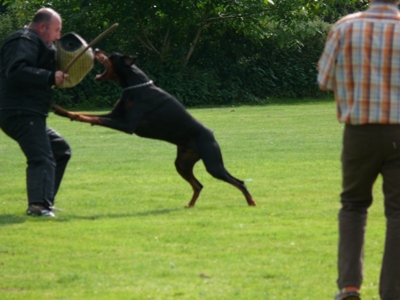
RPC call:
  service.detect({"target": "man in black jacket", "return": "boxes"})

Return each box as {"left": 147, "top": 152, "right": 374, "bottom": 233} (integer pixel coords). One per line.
{"left": 0, "top": 8, "right": 70, "bottom": 217}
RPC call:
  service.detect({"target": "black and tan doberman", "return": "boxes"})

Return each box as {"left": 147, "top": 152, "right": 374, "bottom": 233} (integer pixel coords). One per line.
{"left": 53, "top": 49, "right": 256, "bottom": 208}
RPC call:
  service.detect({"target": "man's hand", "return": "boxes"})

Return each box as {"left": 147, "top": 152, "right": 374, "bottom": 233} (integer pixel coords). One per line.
{"left": 54, "top": 71, "right": 69, "bottom": 87}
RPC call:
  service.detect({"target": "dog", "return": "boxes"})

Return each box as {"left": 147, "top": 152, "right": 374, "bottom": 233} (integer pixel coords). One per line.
{"left": 53, "top": 49, "right": 256, "bottom": 208}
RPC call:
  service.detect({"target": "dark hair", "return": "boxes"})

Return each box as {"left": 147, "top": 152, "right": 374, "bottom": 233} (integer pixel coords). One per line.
{"left": 31, "top": 9, "right": 54, "bottom": 27}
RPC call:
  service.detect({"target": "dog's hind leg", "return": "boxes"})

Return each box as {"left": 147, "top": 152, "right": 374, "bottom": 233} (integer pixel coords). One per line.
{"left": 196, "top": 131, "right": 256, "bottom": 207}
{"left": 175, "top": 146, "right": 203, "bottom": 208}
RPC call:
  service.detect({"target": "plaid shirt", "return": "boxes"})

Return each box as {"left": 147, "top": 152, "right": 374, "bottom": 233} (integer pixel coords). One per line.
{"left": 318, "top": 3, "right": 400, "bottom": 124}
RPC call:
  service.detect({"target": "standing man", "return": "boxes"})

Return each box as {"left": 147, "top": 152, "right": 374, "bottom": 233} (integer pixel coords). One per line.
{"left": 0, "top": 8, "right": 71, "bottom": 217}
{"left": 318, "top": 1, "right": 400, "bottom": 299}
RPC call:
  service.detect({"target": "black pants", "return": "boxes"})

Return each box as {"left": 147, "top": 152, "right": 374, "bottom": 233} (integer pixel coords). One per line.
{"left": 0, "top": 111, "right": 71, "bottom": 207}
{"left": 339, "top": 124, "right": 400, "bottom": 300}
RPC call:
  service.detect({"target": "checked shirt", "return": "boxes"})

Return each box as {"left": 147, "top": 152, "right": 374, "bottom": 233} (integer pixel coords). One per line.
{"left": 318, "top": 3, "right": 400, "bottom": 125}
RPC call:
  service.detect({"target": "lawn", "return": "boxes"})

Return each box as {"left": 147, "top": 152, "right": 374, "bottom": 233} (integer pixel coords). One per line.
{"left": 0, "top": 100, "right": 385, "bottom": 299}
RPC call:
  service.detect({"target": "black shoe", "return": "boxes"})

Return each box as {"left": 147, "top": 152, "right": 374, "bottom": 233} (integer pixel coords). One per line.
{"left": 26, "top": 204, "right": 55, "bottom": 217}
{"left": 335, "top": 290, "right": 361, "bottom": 300}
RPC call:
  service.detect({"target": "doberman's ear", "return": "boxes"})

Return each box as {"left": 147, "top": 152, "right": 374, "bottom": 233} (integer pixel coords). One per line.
{"left": 123, "top": 55, "right": 137, "bottom": 66}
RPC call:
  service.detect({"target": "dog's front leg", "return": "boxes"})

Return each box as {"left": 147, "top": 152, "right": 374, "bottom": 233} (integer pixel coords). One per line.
{"left": 52, "top": 103, "right": 144, "bottom": 134}
{"left": 52, "top": 104, "right": 107, "bottom": 126}
{"left": 92, "top": 103, "right": 146, "bottom": 134}
{"left": 91, "top": 112, "right": 143, "bottom": 134}
{"left": 52, "top": 105, "right": 115, "bottom": 119}
{"left": 52, "top": 105, "right": 82, "bottom": 121}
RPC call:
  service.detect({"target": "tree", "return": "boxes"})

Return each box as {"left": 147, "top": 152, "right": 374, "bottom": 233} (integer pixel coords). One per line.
{"left": 0, "top": 0, "right": 369, "bottom": 65}
{"left": 0, "top": 0, "right": 371, "bottom": 106}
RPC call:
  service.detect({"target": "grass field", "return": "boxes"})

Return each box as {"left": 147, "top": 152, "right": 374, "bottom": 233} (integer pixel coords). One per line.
{"left": 0, "top": 100, "right": 385, "bottom": 299}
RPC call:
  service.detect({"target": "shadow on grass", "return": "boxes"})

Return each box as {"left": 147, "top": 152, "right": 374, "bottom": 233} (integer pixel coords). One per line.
{"left": 0, "top": 214, "right": 26, "bottom": 226}
{"left": 54, "top": 207, "right": 183, "bottom": 222}
{"left": 0, "top": 208, "right": 182, "bottom": 225}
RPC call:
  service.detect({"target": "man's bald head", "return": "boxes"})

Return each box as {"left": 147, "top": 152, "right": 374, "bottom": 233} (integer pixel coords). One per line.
{"left": 28, "top": 8, "right": 62, "bottom": 46}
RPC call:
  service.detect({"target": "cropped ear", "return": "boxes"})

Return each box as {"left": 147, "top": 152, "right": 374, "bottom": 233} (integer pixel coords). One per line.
{"left": 123, "top": 55, "right": 137, "bottom": 66}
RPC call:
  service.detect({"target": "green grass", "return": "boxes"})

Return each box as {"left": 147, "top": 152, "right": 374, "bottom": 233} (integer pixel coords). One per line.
{"left": 0, "top": 100, "right": 385, "bottom": 299}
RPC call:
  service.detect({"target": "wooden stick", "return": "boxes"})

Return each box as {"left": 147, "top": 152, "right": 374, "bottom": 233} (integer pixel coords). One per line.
{"left": 62, "top": 23, "right": 119, "bottom": 73}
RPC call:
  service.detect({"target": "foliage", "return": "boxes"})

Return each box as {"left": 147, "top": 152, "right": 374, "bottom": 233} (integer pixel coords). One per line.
{"left": 0, "top": 0, "right": 366, "bottom": 107}
{"left": 0, "top": 6, "right": 19, "bottom": 42}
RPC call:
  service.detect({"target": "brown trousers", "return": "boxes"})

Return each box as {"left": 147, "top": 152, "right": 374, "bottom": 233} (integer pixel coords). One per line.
{"left": 339, "top": 124, "right": 400, "bottom": 300}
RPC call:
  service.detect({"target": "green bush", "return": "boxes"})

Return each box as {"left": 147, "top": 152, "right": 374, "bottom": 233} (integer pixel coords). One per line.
{"left": 140, "top": 20, "right": 332, "bottom": 106}
{"left": 0, "top": 7, "right": 18, "bottom": 42}
{"left": 1, "top": 4, "right": 332, "bottom": 108}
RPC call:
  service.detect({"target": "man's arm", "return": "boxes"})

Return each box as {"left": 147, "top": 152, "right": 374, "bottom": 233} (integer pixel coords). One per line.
{"left": 318, "top": 28, "right": 340, "bottom": 92}
{"left": 2, "top": 38, "right": 54, "bottom": 88}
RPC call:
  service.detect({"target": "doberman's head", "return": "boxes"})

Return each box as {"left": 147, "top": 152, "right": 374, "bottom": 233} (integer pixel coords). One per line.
{"left": 94, "top": 49, "right": 136, "bottom": 83}
{"left": 94, "top": 49, "right": 144, "bottom": 86}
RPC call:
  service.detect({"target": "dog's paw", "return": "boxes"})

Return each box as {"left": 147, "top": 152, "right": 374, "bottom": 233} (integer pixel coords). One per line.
{"left": 52, "top": 105, "right": 69, "bottom": 117}
{"left": 52, "top": 105, "right": 80, "bottom": 121}
{"left": 248, "top": 200, "right": 257, "bottom": 206}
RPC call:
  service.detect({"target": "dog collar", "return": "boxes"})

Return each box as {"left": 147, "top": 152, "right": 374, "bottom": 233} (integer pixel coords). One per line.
{"left": 122, "top": 80, "right": 153, "bottom": 92}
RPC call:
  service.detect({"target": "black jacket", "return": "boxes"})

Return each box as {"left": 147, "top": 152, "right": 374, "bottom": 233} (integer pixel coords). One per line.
{"left": 0, "top": 28, "right": 56, "bottom": 116}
